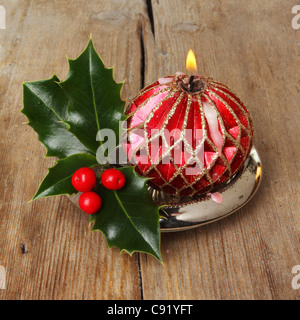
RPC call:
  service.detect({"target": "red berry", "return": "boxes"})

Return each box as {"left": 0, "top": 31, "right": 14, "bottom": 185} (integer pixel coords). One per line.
{"left": 101, "top": 168, "right": 126, "bottom": 190}
{"left": 72, "top": 167, "right": 96, "bottom": 192}
{"left": 78, "top": 192, "right": 102, "bottom": 214}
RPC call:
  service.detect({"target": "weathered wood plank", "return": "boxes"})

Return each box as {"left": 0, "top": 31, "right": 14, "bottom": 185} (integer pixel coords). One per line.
{"left": 0, "top": 0, "right": 149, "bottom": 300}
{"left": 139, "top": 0, "right": 300, "bottom": 300}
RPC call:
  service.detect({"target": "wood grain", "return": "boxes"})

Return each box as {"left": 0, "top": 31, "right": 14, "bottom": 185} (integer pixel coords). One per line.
{"left": 0, "top": 0, "right": 299, "bottom": 300}
{"left": 0, "top": 0, "right": 148, "bottom": 300}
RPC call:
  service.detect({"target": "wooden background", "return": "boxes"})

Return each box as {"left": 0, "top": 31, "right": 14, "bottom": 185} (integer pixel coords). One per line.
{"left": 0, "top": 0, "right": 299, "bottom": 300}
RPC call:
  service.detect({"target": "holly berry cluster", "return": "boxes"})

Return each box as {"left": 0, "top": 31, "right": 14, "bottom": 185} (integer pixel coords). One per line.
{"left": 71, "top": 167, "right": 126, "bottom": 214}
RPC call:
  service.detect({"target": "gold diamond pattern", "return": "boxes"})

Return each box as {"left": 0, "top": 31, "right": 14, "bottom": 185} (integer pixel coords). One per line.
{"left": 126, "top": 78, "right": 254, "bottom": 197}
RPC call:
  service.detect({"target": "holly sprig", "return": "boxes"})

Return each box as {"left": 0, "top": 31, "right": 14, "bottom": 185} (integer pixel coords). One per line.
{"left": 21, "top": 39, "right": 163, "bottom": 262}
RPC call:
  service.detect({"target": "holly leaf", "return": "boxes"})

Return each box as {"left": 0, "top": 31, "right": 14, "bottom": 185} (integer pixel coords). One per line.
{"left": 90, "top": 167, "right": 163, "bottom": 262}
{"left": 22, "top": 39, "right": 164, "bottom": 262}
{"left": 59, "top": 39, "right": 126, "bottom": 154}
{"left": 33, "top": 153, "right": 98, "bottom": 200}
{"left": 22, "top": 76, "right": 91, "bottom": 159}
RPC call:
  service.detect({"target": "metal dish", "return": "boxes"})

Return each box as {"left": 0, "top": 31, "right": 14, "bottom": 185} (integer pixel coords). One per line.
{"left": 157, "top": 146, "right": 262, "bottom": 232}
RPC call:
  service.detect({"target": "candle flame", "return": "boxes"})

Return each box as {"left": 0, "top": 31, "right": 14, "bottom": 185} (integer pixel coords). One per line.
{"left": 186, "top": 49, "right": 197, "bottom": 75}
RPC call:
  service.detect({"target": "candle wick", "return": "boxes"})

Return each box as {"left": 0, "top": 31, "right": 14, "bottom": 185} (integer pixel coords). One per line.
{"left": 189, "top": 75, "right": 195, "bottom": 92}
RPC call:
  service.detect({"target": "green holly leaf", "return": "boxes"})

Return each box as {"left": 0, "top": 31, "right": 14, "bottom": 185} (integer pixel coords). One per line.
{"left": 22, "top": 76, "right": 90, "bottom": 159}
{"left": 33, "top": 153, "right": 98, "bottom": 200}
{"left": 59, "top": 39, "right": 126, "bottom": 154}
{"left": 91, "top": 167, "right": 163, "bottom": 262}
{"left": 22, "top": 39, "right": 163, "bottom": 262}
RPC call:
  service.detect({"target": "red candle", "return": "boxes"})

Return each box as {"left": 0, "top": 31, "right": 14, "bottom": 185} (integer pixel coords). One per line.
{"left": 125, "top": 50, "right": 254, "bottom": 197}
